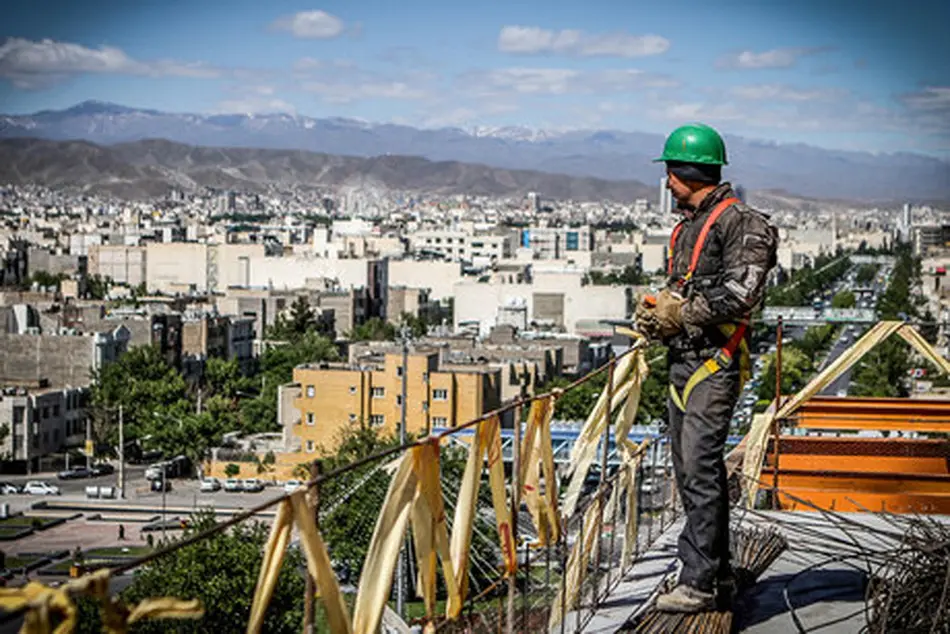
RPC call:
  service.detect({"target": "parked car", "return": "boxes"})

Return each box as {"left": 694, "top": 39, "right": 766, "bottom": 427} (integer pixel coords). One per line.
{"left": 23, "top": 481, "right": 60, "bottom": 496}
{"left": 56, "top": 467, "right": 91, "bottom": 480}
{"left": 144, "top": 464, "right": 166, "bottom": 481}
{"left": 223, "top": 478, "right": 242, "bottom": 493}
{"left": 283, "top": 480, "right": 302, "bottom": 493}
{"left": 199, "top": 478, "right": 221, "bottom": 493}
{"left": 150, "top": 479, "right": 172, "bottom": 492}
{"left": 241, "top": 479, "right": 265, "bottom": 493}
{"left": 91, "top": 463, "right": 114, "bottom": 476}
{"left": 0, "top": 482, "right": 21, "bottom": 495}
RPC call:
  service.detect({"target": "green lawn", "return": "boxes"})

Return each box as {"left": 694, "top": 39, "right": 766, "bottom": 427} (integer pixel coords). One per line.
{"left": 43, "top": 559, "right": 115, "bottom": 574}
{"left": 85, "top": 546, "right": 152, "bottom": 558}
{"left": 4, "top": 554, "right": 43, "bottom": 570}
{"left": 0, "top": 516, "right": 60, "bottom": 530}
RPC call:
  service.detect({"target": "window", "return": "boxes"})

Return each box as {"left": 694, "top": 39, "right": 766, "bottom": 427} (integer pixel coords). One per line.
{"left": 349, "top": 386, "right": 357, "bottom": 394}
{"left": 370, "top": 414, "right": 385, "bottom": 426}
{"left": 422, "top": 402, "right": 428, "bottom": 411}
{"left": 349, "top": 413, "right": 357, "bottom": 422}
{"left": 396, "top": 395, "right": 403, "bottom": 406}
{"left": 372, "top": 387, "right": 385, "bottom": 398}
{"left": 306, "top": 385, "right": 315, "bottom": 398}
{"left": 306, "top": 440, "right": 314, "bottom": 453}
{"left": 433, "top": 416, "right": 448, "bottom": 426}
{"left": 53, "top": 405, "right": 60, "bottom": 417}
{"left": 396, "top": 366, "right": 403, "bottom": 377}
{"left": 306, "top": 412, "right": 314, "bottom": 425}
{"left": 42, "top": 407, "right": 49, "bottom": 419}
{"left": 433, "top": 389, "right": 448, "bottom": 401}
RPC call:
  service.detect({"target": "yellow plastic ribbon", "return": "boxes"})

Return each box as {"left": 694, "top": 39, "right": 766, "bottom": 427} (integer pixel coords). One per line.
{"left": 0, "top": 569, "right": 203, "bottom": 634}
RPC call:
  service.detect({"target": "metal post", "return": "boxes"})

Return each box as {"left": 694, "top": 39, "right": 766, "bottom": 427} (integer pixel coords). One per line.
{"left": 161, "top": 463, "right": 167, "bottom": 542}
{"left": 594, "top": 356, "right": 614, "bottom": 603}
{"left": 773, "top": 317, "right": 784, "bottom": 510}
{"left": 304, "top": 460, "right": 321, "bottom": 634}
{"left": 118, "top": 405, "right": 125, "bottom": 499}
{"left": 396, "top": 328, "right": 409, "bottom": 618}
{"left": 84, "top": 416, "right": 90, "bottom": 471}
{"left": 507, "top": 386, "right": 524, "bottom": 633}
{"left": 196, "top": 388, "right": 202, "bottom": 415}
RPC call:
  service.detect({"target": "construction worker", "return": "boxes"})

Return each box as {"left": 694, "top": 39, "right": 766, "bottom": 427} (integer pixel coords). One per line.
{"left": 637, "top": 123, "right": 778, "bottom": 613}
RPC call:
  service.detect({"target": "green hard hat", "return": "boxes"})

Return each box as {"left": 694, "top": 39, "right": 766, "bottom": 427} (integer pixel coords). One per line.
{"left": 654, "top": 123, "right": 728, "bottom": 165}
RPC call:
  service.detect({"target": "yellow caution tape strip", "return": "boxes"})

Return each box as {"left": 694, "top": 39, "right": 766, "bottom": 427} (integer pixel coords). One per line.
{"left": 0, "top": 568, "right": 202, "bottom": 634}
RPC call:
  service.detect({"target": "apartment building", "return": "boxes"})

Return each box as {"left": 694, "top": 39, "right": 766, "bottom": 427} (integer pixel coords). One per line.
{"left": 0, "top": 381, "right": 90, "bottom": 472}
{"left": 409, "top": 229, "right": 516, "bottom": 264}
{"left": 290, "top": 351, "right": 501, "bottom": 454}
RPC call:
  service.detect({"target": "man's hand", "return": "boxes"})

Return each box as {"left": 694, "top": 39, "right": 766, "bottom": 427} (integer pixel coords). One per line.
{"left": 635, "top": 294, "right": 660, "bottom": 339}
{"left": 655, "top": 289, "right": 686, "bottom": 338}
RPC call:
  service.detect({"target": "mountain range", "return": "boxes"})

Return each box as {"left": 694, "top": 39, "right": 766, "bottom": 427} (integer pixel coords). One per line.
{"left": 1, "top": 101, "right": 948, "bottom": 203}
{"left": 0, "top": 137, "right": 658, "bottom": 202}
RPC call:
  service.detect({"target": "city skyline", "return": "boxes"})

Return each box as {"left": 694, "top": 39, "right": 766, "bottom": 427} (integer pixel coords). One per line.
{"left": 1, "top": 0, "right": 948, "bottom": 157}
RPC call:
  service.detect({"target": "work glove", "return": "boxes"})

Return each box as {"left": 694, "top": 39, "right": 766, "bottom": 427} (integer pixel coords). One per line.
{"left": 634, "top": 294, "right": 660, "bottom": 340}
{"left": 654, "top": 289, "right": 686, "bottom": 339}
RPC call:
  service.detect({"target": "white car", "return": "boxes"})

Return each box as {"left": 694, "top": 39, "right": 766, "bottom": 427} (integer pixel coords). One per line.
{"left": 283, "top": 480, "right": 303, "bottom": 493}
{"left": 241, "top": 479, "right": 265, "bottom": 493}
{"left": 223, "top": 478, "right": 242, "bottom": 493}
{"left": 199, "top": 478, "right": 221, "bottom": 493}
{"left": 23, "top": 481, "right": 60, "bottom": 496}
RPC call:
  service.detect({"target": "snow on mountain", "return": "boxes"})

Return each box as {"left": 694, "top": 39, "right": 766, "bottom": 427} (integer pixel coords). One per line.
{"left": 1, "top": 101, "right": 948, "bottom": 202}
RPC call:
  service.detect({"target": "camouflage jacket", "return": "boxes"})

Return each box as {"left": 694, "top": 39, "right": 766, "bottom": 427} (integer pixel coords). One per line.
{"left": 666, "top": 183, "right": 778, "bottom": 350}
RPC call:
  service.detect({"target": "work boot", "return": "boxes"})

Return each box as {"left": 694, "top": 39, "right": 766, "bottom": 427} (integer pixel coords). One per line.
{"left": 655, "top": 584, "right": 715, "bottom": 613}
{"left": 716, "top": 573, "right": 738, "bottom": 611}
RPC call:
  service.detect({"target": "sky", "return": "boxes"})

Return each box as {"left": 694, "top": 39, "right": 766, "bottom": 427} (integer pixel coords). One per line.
{"left": 0, "top": 0, "right": 948, "bottom": 156}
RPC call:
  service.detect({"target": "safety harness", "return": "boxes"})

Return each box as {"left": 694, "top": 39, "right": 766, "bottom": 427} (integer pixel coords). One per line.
{"left": 667, "top": 196, "right": 752, "bottom": 412}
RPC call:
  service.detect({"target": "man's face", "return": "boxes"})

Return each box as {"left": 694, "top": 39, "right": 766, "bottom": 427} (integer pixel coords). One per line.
{"left": 666, "top": 170, "right": 692, "bottom": 204}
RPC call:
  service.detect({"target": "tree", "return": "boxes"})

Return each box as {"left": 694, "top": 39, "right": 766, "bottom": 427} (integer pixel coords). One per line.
{"left": 90, "top": 345, "right": 190, "bottom": 448}
{"left": 831, "top": 290, "right": 856, "bottom": 309}
{"left": 757, "top": 348, "right": 812, "bottom": 403}
{"left": 347, "top": 317, "right": 396, "bottom": 342}
{"left": 76, "top": 512, "right": 305, "bottom": 633}
{"left": 30, "top": 270, "right": 67, "bottom": 291}
{"left": 224, "top": 463, "right": 240, "bottom": 478}
{"left": 855, "top": 264, "right": 879, "bottom": 285}
{"left": 268, "top": 296, "right": 325, "bottom": 341}
{"left": 85, "top": 274, "right": 112, "bottom": 300}
{"left": 397, "top": 312, "right": 428, "bottom": 339}
{"left": 240, "top": 332, "right": 339, "bottom": 433}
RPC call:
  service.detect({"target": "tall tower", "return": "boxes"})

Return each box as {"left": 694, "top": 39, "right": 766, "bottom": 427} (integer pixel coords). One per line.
{"left": 831, "top": 213, "right": 838, "bottom": 253}
{"left": 659, "top": 177, "right": 673, "bottom": 215}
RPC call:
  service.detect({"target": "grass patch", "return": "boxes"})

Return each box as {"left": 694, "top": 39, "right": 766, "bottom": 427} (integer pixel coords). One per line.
{"left": 4, "top": 555, "right": 43, "bottom": 570}
{"left": 0, "top": 516, "right": 62, "bottom": 531}
{"left": 85, "top": 546, "right": 152, "bottom": 558}
{"left": 41, "top": 558, "right": 115, "bottom": 575}
{"left": 0, "top": 526, "right": 33, "bottom": 540}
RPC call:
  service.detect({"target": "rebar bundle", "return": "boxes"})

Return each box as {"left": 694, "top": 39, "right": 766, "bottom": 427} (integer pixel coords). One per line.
{"left": 865, "top": 517, "right": 950, "bottom": 634}
{"left": 625, "top": 525, "right": 787, "bottom": 634}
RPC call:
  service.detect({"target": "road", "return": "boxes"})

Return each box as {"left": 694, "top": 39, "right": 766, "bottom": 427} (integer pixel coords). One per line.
{"left": 0, "top": 466, "right": 289, "bottom": 516}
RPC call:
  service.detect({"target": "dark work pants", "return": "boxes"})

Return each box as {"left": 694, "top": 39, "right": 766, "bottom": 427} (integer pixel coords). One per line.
{"left": 667, "top": 351, "right": 740, "bottom": 592}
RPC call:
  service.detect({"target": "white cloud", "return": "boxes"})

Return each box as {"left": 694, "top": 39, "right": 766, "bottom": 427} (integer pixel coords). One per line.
{"left": 463, "top": 67, "right": 677, "bottom": 97}
{"left": 271, "top": 10, "right": 344, "bottom": 39}
{"left": 294, "top": 59, "right": 431, "bottom": 104}
{"left": 497, "top": 25, "right": 669, "bottom": 58}
{"left": 717, "top": 47, "right": 826, "bottom": 70}
{"left": 901, "top": 86, "right": 950, "bottom": 111}
{"left": 731, "top": 83, "right": 844, "bottom": 102}
{"left": 216, "top": 96, "right": 296, "bottom": 115}
{"left": 0, "top": 37, "right": 218, "bottom": 88}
